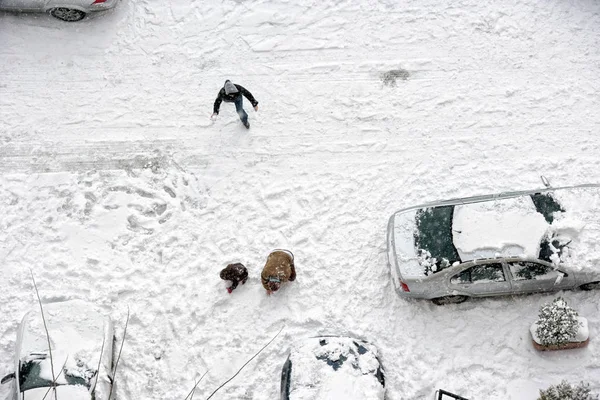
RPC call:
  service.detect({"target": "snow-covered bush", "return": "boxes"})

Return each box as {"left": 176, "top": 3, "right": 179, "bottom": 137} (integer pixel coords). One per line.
{"left": 535, "top": 297, "right": 580, "bottom": 346}
{"left": 537, "top": 380, "right": 598, "bottom": 400}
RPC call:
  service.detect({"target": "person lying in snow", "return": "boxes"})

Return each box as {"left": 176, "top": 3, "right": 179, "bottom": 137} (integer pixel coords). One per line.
{"left": 211, "top": 80, "right": 259, "bottom": 129}
{"left": 220, "top": 263, "right": 249, "bottom": 294}
{"left": 261, "top": 250, "right": 296, "bottom": 295}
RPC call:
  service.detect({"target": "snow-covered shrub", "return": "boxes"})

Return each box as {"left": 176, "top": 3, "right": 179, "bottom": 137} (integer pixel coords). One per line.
{"left": 537, "top": 380, "right": 598, "bottom": 400}
{"left": 535, "top": 297, "right": 579, "bottom": 346}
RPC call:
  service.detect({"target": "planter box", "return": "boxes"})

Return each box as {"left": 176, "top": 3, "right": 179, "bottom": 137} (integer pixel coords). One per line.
{"left": 530, "top": 316, "right": 589, "bottom": 351}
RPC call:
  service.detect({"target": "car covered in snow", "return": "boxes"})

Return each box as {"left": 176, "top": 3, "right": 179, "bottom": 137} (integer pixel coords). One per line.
{"left": 280, "top": 336, "right": 385, "bottom": 400}
{"left": 0, "top": 0, "right": 118, "bottom": 21}
{"left": 1, "top": 299, "right": 116, "bottom": 400}
{"left": 386, "top": 184, "right": 600, "bottom": 305}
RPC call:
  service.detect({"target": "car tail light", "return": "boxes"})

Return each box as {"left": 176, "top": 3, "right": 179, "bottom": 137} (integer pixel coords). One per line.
{"left": 399, "top": 280, "right": 410, "bottom": 292}
{"left": 92, "top": 0, "right": 107, "bottom": 3}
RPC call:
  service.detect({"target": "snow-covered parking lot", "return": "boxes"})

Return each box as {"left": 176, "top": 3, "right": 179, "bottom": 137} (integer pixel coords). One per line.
{"left": 2, "top": 0, "right": 600, "bottom": 399}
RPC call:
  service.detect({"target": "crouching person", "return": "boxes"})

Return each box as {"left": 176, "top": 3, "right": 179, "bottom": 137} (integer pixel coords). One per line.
{"left": 261, "top": 250, "right": 296, "bottom": 295}
{"left": 220, "top": 263, "right": 248, "bottom": 294}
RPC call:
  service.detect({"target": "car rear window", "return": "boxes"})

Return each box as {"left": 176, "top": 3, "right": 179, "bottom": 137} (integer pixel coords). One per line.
{"left": 414, "top": 206, "right": 461, "bottom": 274}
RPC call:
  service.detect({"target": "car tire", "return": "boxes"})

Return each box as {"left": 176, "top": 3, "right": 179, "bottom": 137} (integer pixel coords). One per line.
{"left": 432, "top": 295, "right": 468, "bottom": 305}
{"left": 49, "top": 8, "right": 86, "bottom": 22}
{"left": 580, "top": 281, "right": 600, "bottom": 291}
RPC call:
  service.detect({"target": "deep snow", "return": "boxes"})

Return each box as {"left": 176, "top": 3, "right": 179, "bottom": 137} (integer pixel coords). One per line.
{"left": 2, "top": 0, "right": 600, "bottom": 399}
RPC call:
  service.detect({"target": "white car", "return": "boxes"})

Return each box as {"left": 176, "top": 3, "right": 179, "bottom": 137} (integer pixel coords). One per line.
{"left": 0, "top": 0, "right": 118, "bottom": 21}
{"left": 280, "top": 336, "right": 386, "bottom": 400}
{"left": 1, "top": 299, "right": 116, "bottom": 400}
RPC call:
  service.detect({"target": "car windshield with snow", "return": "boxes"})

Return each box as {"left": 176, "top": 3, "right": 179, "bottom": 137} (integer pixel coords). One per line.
{"left": 1, "top": 299, "right": 115, "bottom": 400}
{"left": 387, "top": 185, "right": 600, "bottom": 305}
{"left": 280, "top": 336, "right": 385, "bottom": 400}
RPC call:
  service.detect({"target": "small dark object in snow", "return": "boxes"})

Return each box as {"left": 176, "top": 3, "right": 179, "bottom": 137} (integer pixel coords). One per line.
{"left": 381, "top": 69, "right": 410, "bottom": 86}
{"left": 220, "top": 263, "right": 248, "bottom": 293}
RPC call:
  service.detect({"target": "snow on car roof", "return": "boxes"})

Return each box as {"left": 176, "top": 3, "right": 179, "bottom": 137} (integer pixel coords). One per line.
{"left": 453, "top": 195, "right": 549, "bottom": 261}
{"left": 288, "top": 337, "right": 384, "bottom": 400}
{"left": 19, "top": 299, "right": 109, "bottom": 387}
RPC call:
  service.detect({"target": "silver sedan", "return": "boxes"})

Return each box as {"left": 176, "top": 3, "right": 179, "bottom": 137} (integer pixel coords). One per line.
{"left": 387, "top": 184, "right": 600, "bottom": 305}
{"left": 0, "top": 0, "right": 118, "bottom": 21}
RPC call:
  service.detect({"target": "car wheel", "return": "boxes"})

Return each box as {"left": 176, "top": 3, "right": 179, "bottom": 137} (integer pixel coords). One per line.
{"left": 580, "top": 281, "right": 600, "bottom": 291}
{"left": 432, "top": 295, "right": 468, "bottom": 305}
{"left": 49, "top": 8, "right": 86, "bottom": 22}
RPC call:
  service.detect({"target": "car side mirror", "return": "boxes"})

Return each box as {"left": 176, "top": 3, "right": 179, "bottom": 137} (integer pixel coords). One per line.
{"left": 554, "top": 272, "right": 565, "bottom": 285}
{"left": 1, "top": 372, "right": 15, "bottom": 384}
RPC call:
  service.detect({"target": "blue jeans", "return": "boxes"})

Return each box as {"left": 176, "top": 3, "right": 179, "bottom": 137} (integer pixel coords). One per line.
{"left": 234, "top": 97, "right": 248, "bottom": 124}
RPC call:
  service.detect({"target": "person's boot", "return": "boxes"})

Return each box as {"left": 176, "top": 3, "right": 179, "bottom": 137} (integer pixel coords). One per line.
{"left": 243, "top": 120, "right": 250, "bottom": 129}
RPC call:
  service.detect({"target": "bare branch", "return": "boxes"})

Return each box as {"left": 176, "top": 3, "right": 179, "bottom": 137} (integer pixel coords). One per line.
{"left": 205, "top": 325, "right": 284, "bottom": 400}
{"left": 108, "top": 307, "right": 130, "bottom": 400}
{"left": 41, "top": 357, "right": 69, "bottom": 400}
{"left": 30, "top": 270, "right": 58, "bottom": 400}
{"left": 183, "top": 370, "right": 209, "bottom": 400}
{"left": 93, "top": 331, "right": 107, "bottom": 394}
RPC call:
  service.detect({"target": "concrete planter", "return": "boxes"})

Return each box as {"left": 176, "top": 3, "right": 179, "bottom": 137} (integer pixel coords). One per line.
{"left": 530, "top": 316, "right": 589, "bottom": 351}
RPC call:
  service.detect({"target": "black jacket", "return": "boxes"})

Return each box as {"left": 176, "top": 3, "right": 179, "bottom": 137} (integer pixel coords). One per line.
{"left": 213, "top": 84, "right": 258, "bottom": 114}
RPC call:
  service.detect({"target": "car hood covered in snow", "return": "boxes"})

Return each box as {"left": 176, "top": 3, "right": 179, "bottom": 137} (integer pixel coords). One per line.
{"left": 17, "top": 299, "right": 111, "bottom": 393}
{"left": 287, "top": 336, "right": 385, "bottom": 400}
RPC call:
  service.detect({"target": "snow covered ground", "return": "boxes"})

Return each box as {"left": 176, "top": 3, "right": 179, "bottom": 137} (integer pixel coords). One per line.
{"left": 1, "top": 0, "right": 600, "bottom": 399}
